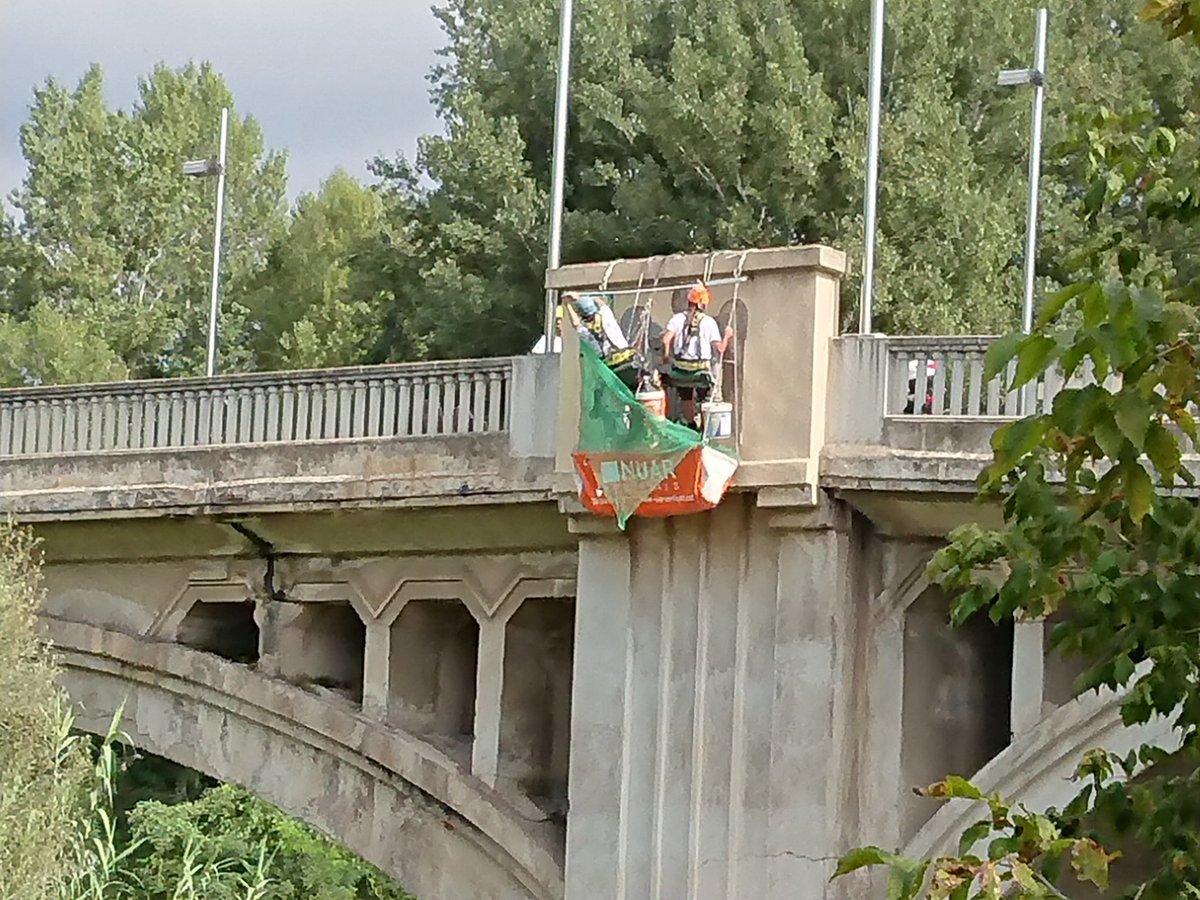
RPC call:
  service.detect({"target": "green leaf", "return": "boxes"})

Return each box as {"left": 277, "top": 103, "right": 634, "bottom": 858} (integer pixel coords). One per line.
{"left": 1012, "top": 335, "right": 1058, "bottom": 391}
{"left": 886, "top": 860, "right": 929, "bottom": 900}
{"left": 1124, "top": 458, "right": 1154, "bottom": 524}
{"left": 1071, "top": 840, "right": 1113, "bottom": 889}
{"left": 988, "top": 417, "right": 1049, "bottom": 478}
{"left": 1146, "top": 420, "right": 1182, "bottom": 482}
{"left": 1037, "top": 283, "right": 1089, "bottom": 328}
{"left": 984, "top": 333, "right": 1024, "bottom": 382}
{"left": 922, "top": 776, "right": 985, "bottom": 801}
{"left": 957, "top": 821, "right": 992, "bottom": 857}
{"left": 832, "top": 846, "right": 901, "bottom": 879}
{"left": 1114, "top": 390, "right": 1152, "bottom": 450}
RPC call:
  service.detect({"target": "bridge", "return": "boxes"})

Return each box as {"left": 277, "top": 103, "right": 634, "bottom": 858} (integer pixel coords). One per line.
{"left": 8, "top": 245, "right": 1173, "bottom": 899}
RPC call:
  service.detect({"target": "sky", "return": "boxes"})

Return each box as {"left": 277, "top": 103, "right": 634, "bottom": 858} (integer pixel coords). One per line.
{"left": 0, "top": 0, "right": 445, "bottom": 203}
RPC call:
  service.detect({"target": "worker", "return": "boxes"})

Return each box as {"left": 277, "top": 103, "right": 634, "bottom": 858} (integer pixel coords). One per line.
{"left": 530, "top": 305, "right": 564, "bottom": 354}
{"left": 663, "top": 283, "right": 734, "bottom": 430}
{"left": 564, "top": 292, "right": 642, "bottom": 391}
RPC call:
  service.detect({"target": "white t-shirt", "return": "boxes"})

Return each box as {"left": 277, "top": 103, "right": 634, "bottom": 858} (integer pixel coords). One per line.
{"left": 666, "top": 311, "right": 721, "bottom": 361}
{"left": 577, "top": 306, "right": 629, "bottom": 355}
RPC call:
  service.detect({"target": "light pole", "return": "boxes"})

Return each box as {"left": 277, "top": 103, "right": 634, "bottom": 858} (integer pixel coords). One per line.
{"left": 183, "top": 107, "right": 229, "bottom": 377}
{"left": 999, "top": 8, "right": 1050, "bottom": 334}
{"left": 541, "top": 0, "right": 574, "bottom": 353}
{"left": 860, "top": 0, "right": 886, "bottom": 334}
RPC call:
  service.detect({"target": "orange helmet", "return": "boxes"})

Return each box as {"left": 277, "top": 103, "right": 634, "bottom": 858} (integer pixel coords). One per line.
{"left": 688, "top": 284, "right": 712, "bottom": 308}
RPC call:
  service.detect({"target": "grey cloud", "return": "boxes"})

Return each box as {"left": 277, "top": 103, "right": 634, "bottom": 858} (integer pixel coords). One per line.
{"left": 0, "top": 0, "right": 445, "bottom": 199}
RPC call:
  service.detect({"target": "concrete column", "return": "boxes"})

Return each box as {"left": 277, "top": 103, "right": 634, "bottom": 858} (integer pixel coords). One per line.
{"left": 564, "top": 497, "right": 870, "bottom": 900}
{"left": 362, "top": 622, "right": 390, "bottom": 721}
{"left": 564, "top": 518, "right": 631, "bottom": 899}
{"left": 1011, "top": 619, "right": 1046, "bottom": 736}
{"left": 472, "top": 618, "right": 506, "bottom": 787}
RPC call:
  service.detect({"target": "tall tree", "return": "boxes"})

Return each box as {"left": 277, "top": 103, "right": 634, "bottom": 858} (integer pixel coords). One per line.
{"left": 362, "top": 0, "right": 1200, "bottom": 359}
{"left": 3, "top": 62, "right": 288, "bottom": 382}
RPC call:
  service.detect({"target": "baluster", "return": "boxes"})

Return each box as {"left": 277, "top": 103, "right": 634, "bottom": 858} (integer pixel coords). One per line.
{"left": 486, "top": 370, "right": 504, "bottom": 431}
{"left": 349, "top": 379, "right": 367, "bottom": 437}
{"left": 296, "top": 384, "right": 314, "bottom": 440}
{"left": 264, "top": 386, "right": 281, "bottom": 442}
{"left": 320, "top": 382, "right": 338, "bottom": 439}
{"left": 470, "top": 372, "right": 486, "bottom": 433}
{"left": 251, "top": 385, "right": 268, "bottom": 442}
{"left": 279, "top": 385, "right": 296, "bottom": 441}
{"left": 1003, "top": 359, "right": 1019, "bottom": 415}
{"left": 412, "top": 378, "right": 428, "bottom": 435}
{"left": 0, "top": 403, "right": 12, "bottom": 456}
{"left": 236, "top": 387, "right": 253, "bottom": 443}
{"left": 438, "top": 374, "right": 455, "bottom": 434}
{"left": 364, "top": 378, "right": 382, "bottom": 437}
{"left": 948, "top": 352, "right": 965, "bottom": 416}
{"left": 886, "top": 350, "right": 908, "bottom": 415}
{"left": 930, "top": 355, "right": 948, "bottom": 416}
{"left": 135, "top": 393, "right": 153, "bottom": 449}
{"left": 337, "top": 380, "right": 354, "bottom": 438}
{"left": 454, "top": 373, "right": 470, "bottom": 432}
{"left": 45, "top": 399, "right": 62, "bottom": 453}
{"left": 966, "top": 352, "right": 984, "bottom": 416}
{"left": 394, "top": 377, "right": 412, "bottom": 436}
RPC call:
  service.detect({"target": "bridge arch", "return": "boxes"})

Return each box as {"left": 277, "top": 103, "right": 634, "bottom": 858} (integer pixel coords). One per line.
{"left": 903, "top": 684, "right": 1180, "bottom": 861}
{"left": 44, "top": 618, "right": 564, "bottom": 900}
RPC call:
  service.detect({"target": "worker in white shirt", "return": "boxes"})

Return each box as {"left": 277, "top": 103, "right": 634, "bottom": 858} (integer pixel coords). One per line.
{"left": 663, "top": 283, "right": 734, "bottom": 429}
{"left": 564, "top": 292, "right": 641, "bottom": 391}
{"left": 531, "top": 305, "right": 564, "bottom": 354}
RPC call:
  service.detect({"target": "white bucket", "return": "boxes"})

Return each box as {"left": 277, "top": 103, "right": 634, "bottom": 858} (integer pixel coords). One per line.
{"left": 636, "top": 389, "right": 667, "bottom": 418}
{"left": 701, "top": 401, "right": 733, "bottom": 440}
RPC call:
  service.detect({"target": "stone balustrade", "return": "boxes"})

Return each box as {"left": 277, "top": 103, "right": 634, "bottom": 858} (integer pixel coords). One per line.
{"left": 0, "top": 358, "right": 514, "bottom": 457}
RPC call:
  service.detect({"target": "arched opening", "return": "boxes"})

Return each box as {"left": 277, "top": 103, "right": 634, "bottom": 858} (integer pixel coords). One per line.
{"left": 389, "top": 599, "right": 479, "bottom": 746}
{"left": 900, "top": 585, "right": 1014, "bottom": 841}
{"left": 263, "top": 601, "right": 366, "bottom": 704}
{"left": 498, "top": 597, "right": 574, "bottom": 814}
{"left": 177, "top": 599, "right": 260, "bottom": 664}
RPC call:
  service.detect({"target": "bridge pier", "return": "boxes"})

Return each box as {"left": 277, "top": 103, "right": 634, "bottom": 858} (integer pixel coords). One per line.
{"left": 565, "top": 495, "right": 875, "bottom": 898}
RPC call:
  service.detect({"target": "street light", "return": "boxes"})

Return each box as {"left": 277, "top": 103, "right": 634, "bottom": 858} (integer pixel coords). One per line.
{"left": 182, "top": 107, "right": 229, "bottom": 377}
{"left": 540, "top": 0, "right": 574, "bottom": 354}
{"left": 999, "top": 9, "right": 1050, "bottom": 335}
{"left": 860, "top": 0, "right": 887, "bottom": 334}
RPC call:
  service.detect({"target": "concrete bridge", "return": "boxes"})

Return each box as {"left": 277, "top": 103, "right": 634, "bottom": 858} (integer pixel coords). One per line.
{"left": 7, "top": 245, "right": 1173, "bottom": 899}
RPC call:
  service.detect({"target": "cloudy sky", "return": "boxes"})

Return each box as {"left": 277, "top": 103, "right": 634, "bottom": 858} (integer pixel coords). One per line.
{"left": 0, "top": 0, "right": 445, "bottom": 203}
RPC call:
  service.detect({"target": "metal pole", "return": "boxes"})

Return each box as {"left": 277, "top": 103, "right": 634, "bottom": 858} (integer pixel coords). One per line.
{"left": 542, "top": 0, "right": 574, "bottom": 352}
{"left": 206, "top": 107, "right": 229, "bottom": 377}
{"left": 860, "top": 0, "right": 886, "bottom": 334}
{"left": 1021, "top": 8, "right": 1049, "bottom": 334}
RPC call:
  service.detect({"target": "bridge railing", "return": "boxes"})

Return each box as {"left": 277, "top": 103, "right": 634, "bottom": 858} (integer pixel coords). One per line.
{"left": 0, "top": 358, "right": 514, "bottom": 457}
{"left": 828, "top": 334, "right": 1121, "bottom": 446}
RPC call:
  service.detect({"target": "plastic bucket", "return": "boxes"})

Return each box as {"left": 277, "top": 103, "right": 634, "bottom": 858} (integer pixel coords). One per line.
{"left": 636, "top": 389, "right": 667, "bottom": 418}
{"left": 702, "top": 401, "right": 733, "bottom": 440}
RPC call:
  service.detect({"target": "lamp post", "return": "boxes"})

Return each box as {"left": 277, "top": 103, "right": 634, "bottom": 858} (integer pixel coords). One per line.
{"left": 999, "top": 8, "right": 1050, "bottom": 335}
{"left": 860, "top": 0, "right": 886, "bottom": 334}
{"left": 541, "top": 0, "right": 574, "bottom": 353}
{"left": 183, "top": 107, "right": 229, "bottom": 377}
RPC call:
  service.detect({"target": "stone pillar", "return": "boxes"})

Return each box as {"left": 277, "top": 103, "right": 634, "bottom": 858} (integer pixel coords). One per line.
{"left": 472, "top": 619, "right": 506, "bottom": 787}
{"left": 1011, "top": 619, "right": 1046, "bottom": 736}
{"left": 362, "top": 622, "right": 391, "bottom": 721}
{"left": 563, "top": 496, "right": 870, "bottom": 900}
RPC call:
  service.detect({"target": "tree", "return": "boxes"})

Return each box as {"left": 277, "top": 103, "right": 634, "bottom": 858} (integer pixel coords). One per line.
{"left": 241, "top": 170, "right": 387, "bottom": 370}
{"left": 3, "top": 62, "right": 289, "bottom": 382}
{"left": 835, "top": 5, "right": 1200, "bottom": 896}
{"left": 359, "top": 0, "right": 1200, "bottom": 361}
{"left": 0, "top": 524, "right": 94, "bottom": 898}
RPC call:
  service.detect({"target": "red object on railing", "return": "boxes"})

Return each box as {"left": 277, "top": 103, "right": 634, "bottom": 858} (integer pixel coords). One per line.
{"left": 572, "top": 445, "right": 738, "bottom": 519}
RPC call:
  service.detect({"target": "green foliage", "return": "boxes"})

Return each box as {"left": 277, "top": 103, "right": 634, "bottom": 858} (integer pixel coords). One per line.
{"left": 836, "top": 5, "right": 1200, "bottom": 896}
{"left": 0, "top": 524, "right": 94, "bottom": 899}
{"left": 1, "top": 62, "right": 289, "bottom": 382}
{"left": 356, "top": 0, "right": 1200, "bottom": 360}
{"left": 117, "top": 782, "right": 412, "bottom": 900}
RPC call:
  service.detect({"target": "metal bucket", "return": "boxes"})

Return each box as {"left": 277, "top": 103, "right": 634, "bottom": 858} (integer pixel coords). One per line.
{"left": 701, "top": 401, "right": 733, "bottom": 440}
{"left": 636, "top": 389, "right": 667, "bottom": 418}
